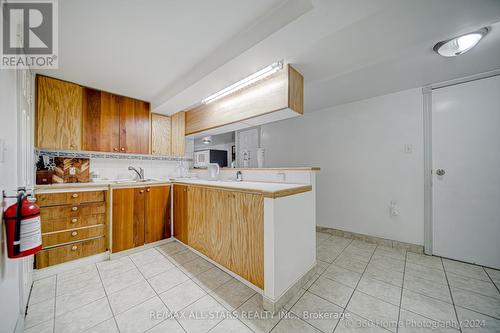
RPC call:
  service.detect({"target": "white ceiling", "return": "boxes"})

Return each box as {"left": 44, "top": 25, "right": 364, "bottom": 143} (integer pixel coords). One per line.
{"left": 37, "top": 0, "right": 500, "bottom": 114}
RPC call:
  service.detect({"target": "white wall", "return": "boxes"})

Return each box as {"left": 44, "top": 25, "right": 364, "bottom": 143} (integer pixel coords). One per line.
{"left": 0, "top": 70, "right": 23, "bottom": 333}
{"left": 261, "top": 88, "right": 424, "bottom": 245}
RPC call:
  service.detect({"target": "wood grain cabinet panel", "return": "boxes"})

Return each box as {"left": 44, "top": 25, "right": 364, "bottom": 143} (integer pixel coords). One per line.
{"left": 231, "top": 192, "right": 264, "bottom": 288}
{"left": 83, "top": 89, "right": 120, "bottom": 152}
{"left": 36, "top": 190, "right": 105, "bottom": 207}
{"left": 112, "top": 188, "right": 146, "bottom": 252}
{"left": 112, "top": 186, "right": 171, "bottom": 253}
{"left": 145, "top": 186, "right": 171, "bottom": 243}
{"left": 40, "top": 202, "right": 106, "bottom": 220}
{"left": 205, "top": 189, "right": 233, "bottom": 270}
{"left": 186, "top": 186, "right": 207, "bottom": 253}
{"left": 36, "top": 75, "right": 83, "bottom": 150}
{"left": 151, "top": 113, "right": 171, "bottom": 155}
{"left": 180, "top": 185, "right": 264, "bottom": 288}
{"left": 42, "top": 225, "right": 105, "bottom": 248}
{"left": 119, "top": 97, "right": 150, "bottom": 154}
{"left": 173, "top": 185, "right": 188, "bottom": 244}
{"left": 171, "top": 111, "right": 185, "bottom": 157}
{"left": 41, "top": 214, "right": 105, "bottom": 233}
{"left": 36, "top": 237, "right": 106, "bottom": 269}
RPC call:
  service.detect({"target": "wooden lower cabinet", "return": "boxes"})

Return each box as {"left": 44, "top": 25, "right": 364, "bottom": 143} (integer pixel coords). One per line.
{"left": 36, "top": 238, "right": 106, "bottom": 269}
{"left": 112, "top": 185, "right": 170, "bottom": 253}
{"left": 174, "top": 185, "right": 264, "bottom": 288}
{"left": 146, "top": 186, "right": 171, "bottom": 243}
{"left": 35, "top": 189, "right": 108, "bottom": 269}
{"left": 173, "top": 185, "right": 188, "bottom": 243}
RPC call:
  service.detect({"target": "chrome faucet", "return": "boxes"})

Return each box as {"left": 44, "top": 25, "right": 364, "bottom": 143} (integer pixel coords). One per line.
{"left": 236, "top": 171, "right": 243, "bottom": 182}
{"left": 128, "top": 166, "right": 144, "bottom": 180}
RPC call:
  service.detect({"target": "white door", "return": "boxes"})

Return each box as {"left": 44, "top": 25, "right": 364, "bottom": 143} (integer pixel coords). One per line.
{"left": 432, "top": 75, "right": 500, "bottom": 269}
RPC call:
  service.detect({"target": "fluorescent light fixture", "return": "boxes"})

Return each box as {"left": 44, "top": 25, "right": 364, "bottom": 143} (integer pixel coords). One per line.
{"left": 433, "top": 27, "right": 488, "bottom": 57}
{"left": 202, "top": 60, "right": 284, "bottom": 104}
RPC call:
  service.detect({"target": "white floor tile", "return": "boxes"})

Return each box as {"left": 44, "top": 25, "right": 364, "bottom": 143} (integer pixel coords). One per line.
{"left": 210, "top": 278, "right": 256, "bottom": 311}
{"left": 323, "top": 264, "right": 362, "bottom": 288}
{"left": 357, "top": 276, "right": 402, "bottom": 306}
{"left": 25, "top": 298, "right": 55, "bottom": 329}
{"left": 29, "top": 276, "right": 56, "bottom": 305}
{"left": 290, "top": 291, "right": 343, "bottom": 333}
{"left": 456, "top": 306, "right": 500, "bottom": 333}
{"left": 148, "top": 266, "right": 190, "bottom": 294}
{"left": 346, "top": 291, "right": 399, "bottom": 332}
{"left": 191, "top": 267, "right": 232, "bottom": 292}
{"left": 101, "top": 267, "right": 145, "bottom": 294}
{"left": 115, "top": 296, "right": 169, "bottom": 333}
{"left": 55, "top": 283, "right": 106, "bottom": 316}
{"left": 451, "top": 287, "right": 500, "bottom": 319}
{"left": 55, "top": 298, "right": 113, "bottom": 333}
{"left": 309, "top": 276, "right": 354, "bottom": 308}
{"left": 159, "top": 279, "right": 207, "bottom": 312}
{"left": 401, "top": 289, "right": 457, "bottom": 324}
{"left": 177, "top": 294, "right": 226, "bottom": 333}
{"left": 108, "top": 280, "right": 156, "bottom": 315}
{"left": 83, "top": 318, "right": 119, "bottom": 333}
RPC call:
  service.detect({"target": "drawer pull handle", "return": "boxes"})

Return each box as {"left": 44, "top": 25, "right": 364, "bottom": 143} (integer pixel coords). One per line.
{"left": 146, "top": 188, "right": 150, "bottom": 192}
{"left": 72, "top": 193, "right": 79, "bottom": 198}
{"left": 71, "top": 207, "right": 78, "bottom": 211}
{"left": 71, "top": 231, "right": 78, "bottom": 236}
{"left": 71, "top": 245, "right": 78, "bottom": 251}
{"left": 71, "top": 218, "right": 78, "bottom": 223}
{"left": 140, "top": 190, "right": 144, "bottom": 193}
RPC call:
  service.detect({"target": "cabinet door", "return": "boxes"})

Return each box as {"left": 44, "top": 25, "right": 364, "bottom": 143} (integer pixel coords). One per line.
{"left": 171, "top": 111, "right": 185, "bottom": 157}
{"left": 231, "top": 192, "right": 264, "bottom": 288}
{"left": 36, "top": 76, "right": 83, "bottom": 150}
{"left": 83, "top": 89, "right": 120, "bottom": 152}
{"left": 151, "top": 113, "right": 171, "bottom": 156}
{"left": 119, "top": 97, "right": 150, "bottom": 154}
{"left": 186, "top": 186, "right": 207, "bottom": 253}
{"left": 112, "top": 187, "right": 145, "bottom": 252}
{"left": 205, "top": 189, "right": 233, "bottom": 270}
{"left": 146, "top": 186, "right": 171, "bottom": 243}
{"left": 173, "top": 185, "right": 188, "bottom": 243}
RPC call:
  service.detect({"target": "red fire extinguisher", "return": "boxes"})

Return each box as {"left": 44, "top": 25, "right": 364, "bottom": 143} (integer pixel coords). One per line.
{"left": 3, "top": 189, "right": 42, "bottom": 258}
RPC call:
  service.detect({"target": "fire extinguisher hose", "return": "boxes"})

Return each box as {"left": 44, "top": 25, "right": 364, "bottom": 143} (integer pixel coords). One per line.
{"left": 13, "top": 191, "right": 25, "bottom": 255}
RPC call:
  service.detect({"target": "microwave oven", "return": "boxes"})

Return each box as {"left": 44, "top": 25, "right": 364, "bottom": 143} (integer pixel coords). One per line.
{"left": 193, "top": 149, "right": 228, "bottom": 168}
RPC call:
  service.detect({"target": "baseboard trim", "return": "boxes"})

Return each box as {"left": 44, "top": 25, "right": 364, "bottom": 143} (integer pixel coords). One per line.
{"left": 317, "top": 226, "right": 423, "bottom": 254}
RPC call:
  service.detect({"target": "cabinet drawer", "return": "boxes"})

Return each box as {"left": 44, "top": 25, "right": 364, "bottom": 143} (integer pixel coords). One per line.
{"left": 35, "top": 237, "right": 107, "bottom": 269}
{"left": 41, "top": 213, "right": 105, "bottom": 233}
{"left": 41, "top": 202, "right": 106, "bottom": 220}
{"left": 36, "top": 191, "right": 105, "bottom": 207}
{"left": 42, "top": 225, "right": 106, "bottom": 248}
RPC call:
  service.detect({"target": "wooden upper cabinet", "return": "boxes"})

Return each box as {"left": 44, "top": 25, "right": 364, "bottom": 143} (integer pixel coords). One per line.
{"left": 83, "top": 89, "right": 120, "bottom": 152}
{"left": 145, "top": 186, "right": 171, "bottom": 243}
{"left": 151, "top": 113, "right": 171, "bottom": 155}
{"left": 119, "top": 97, "right": 150, "bottom": 154}
{"left": 171, "top": 111, "right": 185, "bottom": 157}
{"left": 36, "top": 75, "right": 83, "bottom": 150}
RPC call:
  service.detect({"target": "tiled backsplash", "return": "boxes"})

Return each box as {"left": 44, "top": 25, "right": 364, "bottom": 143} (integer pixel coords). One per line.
{"left": 36, "top": 149, "right": 192, "bottom": 180}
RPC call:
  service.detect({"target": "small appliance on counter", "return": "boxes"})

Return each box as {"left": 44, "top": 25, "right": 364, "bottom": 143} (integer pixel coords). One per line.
{"left": 194, "top": 149, "right": 228, "bottom": 168}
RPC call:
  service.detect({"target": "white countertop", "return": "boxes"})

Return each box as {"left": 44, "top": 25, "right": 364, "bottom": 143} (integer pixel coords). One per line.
{"left": 172, "top": 179, "right": 312, "bottom": 198}
{"left": 35, "top": 178, "right": 312, "bottom": 198}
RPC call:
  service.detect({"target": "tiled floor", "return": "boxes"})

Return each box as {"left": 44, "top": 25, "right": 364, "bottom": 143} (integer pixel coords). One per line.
{"left": 25, "top": 233, "right": 500, "bottom": 333}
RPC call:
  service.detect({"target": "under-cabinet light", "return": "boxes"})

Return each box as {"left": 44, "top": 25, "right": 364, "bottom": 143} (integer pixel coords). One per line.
{"left": 201, "top": 60, "right": 283, "bottom": 104}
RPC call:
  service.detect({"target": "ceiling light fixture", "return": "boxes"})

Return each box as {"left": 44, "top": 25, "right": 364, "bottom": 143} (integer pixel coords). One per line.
{"left": 201, "top": 60, "right": 284, "bottom": 104}
{"left": 202, "top": 136, "right": 212, "bottom": 144}
{"left": 433, "top": 27, "right": 489, "bottom": 57}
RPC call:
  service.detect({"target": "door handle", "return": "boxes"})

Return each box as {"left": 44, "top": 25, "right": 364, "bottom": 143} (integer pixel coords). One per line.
{"left": 436, "top": 169, "right": 446, "bottom": 176}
